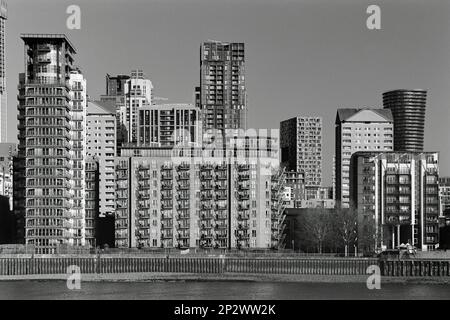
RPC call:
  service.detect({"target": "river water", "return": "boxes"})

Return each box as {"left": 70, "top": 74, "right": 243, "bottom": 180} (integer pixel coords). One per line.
{"left": 0, "top": 281, "right": 449, "bottom": 299}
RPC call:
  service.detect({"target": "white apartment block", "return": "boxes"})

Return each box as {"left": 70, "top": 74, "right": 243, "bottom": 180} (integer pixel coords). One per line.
{"left": 335, "top": 108, "right": 394, "bottom": 208}
{"left": 86, "top": 101, "right": 116, "bottom": 217}
{"left": 124, "top": 70, "right": 153, "bottom": 143}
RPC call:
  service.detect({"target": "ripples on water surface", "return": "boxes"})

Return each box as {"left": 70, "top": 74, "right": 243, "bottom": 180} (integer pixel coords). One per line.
{"left": 0, "top": 281, "right": 450, "bottom": 300}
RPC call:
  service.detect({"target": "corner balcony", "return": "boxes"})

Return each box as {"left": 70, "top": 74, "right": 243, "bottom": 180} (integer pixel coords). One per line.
{"left": 201, "top": 193, "right": 213, "bottom": 201}
{"left": 176, "top": 183, "right": 190, "bottom": 191}
{"left": 201, "top": 224, "right": 213, "bottom": 230}
{"left": 201, "top": 183, "right": 213, "bottom": 190}
{"left": 200, "top": 174, "right": 213, "bottom": 180}
{"left": 161, "top": 183, "right": 173, "bottom": 190}
{"left": 215, "top": 224, "right": 227, "bottom": 230}
{"left": 237, "top": 212, "right": 250, "bottom": 220}
{"left": 238, "top": 164, "right": 250, "bottom": 172}
{"left": 177, "top": 163, "right": 190, "bottom": 171}
{"left": 177, "top": 173, "right": 190, "bottom": 180}
{"left": 237, "top": 192, "right": 249, "bottom": 201}
{"left": 177, "top": 204, "right": 190, "bottom": 211}
{"left": 237, "top": 223, "right": 249, "bottom": 230}
{"left": 201, "top": 211, "right": 213, "bottom": 220}
{"left": 200, "top": 164, "right": 214, "bottom": 171}
{"left": 238, "top": 174, "right": 250, "bottom": 181}
{"left": 216, "top": 173, "right": 227, "bottom": 180}
{"left": 216, "top": 164, "right": 227, "bottom": 171}
{"left": 161, "top": 203, "right": 173, "bottom": 210}
{"left": 161, "top": 173, "right": 173, "bottom": 180}
{"left": 215, "top": 193, "right": 227, "bottom": 201}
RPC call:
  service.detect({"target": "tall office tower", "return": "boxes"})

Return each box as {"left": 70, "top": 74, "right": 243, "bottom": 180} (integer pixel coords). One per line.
{"left": 137, "top": 103, "right": 201, "bottom": 147}
{"left": 383, "top": 89, "right": 427, "bottom": 152}
{"left": 100, "top": 74, "right": 130, "bottom": 148}
{"left": 0, "top": 1, "right": 7, "bottom": 142}
{"left": 335, "top": 108, "right": 394, "bottom": 208}
{"left": 350, "top": 152, "right": 440, "bottom": 252}
{"left": 86, "top": 101, "right": 116, "bottom": 217}
{"left": 114, "top": 136, "right": 285, "bottom": 249}
{"left": 85, "top": 156, "right": 99, "bottom": 248}
{"left": 199, "top": 41, "right": 246, "bottom": 132}
{"left": 280, "top": 117, "right": 323, "bottom": 187}
{"left": 15, "top": 34, "right": 86, "bottom": 254}
{"left": 124, "top": 70, "right": 153, "bottom": 143}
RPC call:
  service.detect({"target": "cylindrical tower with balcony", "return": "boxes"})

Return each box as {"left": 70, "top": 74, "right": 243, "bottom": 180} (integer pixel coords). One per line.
{"left": 383, "top": 89, "right": 427, "bottom": 152}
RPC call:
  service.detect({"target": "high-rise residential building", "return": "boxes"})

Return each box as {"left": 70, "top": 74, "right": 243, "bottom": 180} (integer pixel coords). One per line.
{"left": 100, "top": 74, "right": 130, "bottom": 148}
{"left": 15, "top": 34, "right": 86, "bottom": 254}
{"left": 383, "top": 89, "right": 427, "bottom": 152}
{"left": 199, "top": 41, "right": 246, "bottom": 132}
{"left": 100, "top": 71, "right": 152, "bottom": 147}
{"left": 137, "top": 103, "right": 201, "bottom": 147}
{"left": 86, "top": 101, "right": 116, "bottom": 217}
{"left": 85, "top": 156, "right": 99, "bottom": 248}
{"left": 105, "top": 74, "right": 129, "bottom": 97}
{"left": 68, "top": 69, "right": 87, "bottom": 241}
{"left": 280, "top": 116, "right": 322, "bottom": 187}
{"left": 350, "top": 152, "right": 440, "bottom": 252}
{"left": 439, "top": 177, "right": 450, "bottom": 217}
{"left": 124, "top": 70, "right": 153, "bottom": 143}
{"left": 335, "top": 108, "right": 394, "bottom": 208}
{"left": 114, "top": 136, "right": 285, "bottom": 249}
{"left": 0, "top": 1, "right": 7, "bottom": 142}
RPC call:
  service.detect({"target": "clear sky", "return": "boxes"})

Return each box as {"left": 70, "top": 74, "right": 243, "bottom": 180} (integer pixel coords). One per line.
{"left": 5, "top": 0, "right": 450, "bottom": 185}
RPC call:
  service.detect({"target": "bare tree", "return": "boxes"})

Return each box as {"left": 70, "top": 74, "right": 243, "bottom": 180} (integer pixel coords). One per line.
{"left": 333, "top": 206, "right": 358, "bottom": 257}
{"left": 297, "top": 209, "right": 332, "bottom": 254}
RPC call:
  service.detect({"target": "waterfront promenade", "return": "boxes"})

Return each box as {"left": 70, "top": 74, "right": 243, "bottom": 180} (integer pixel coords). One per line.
{"left": 0, "top": 253, "right": 450, "bottom": 281}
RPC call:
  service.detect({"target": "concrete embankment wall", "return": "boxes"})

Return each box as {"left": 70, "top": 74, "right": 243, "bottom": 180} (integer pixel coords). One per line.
{"left": 0, "top": 256, "right": 449, "bottom": 277}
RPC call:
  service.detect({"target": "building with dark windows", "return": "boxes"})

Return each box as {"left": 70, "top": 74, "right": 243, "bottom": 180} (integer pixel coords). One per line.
{"left": 383, "top": 89, "right": 427, "bottom": 152}
{"left": 85, "top": 157, "right": 99, "bottom": 248}
{"left": 199, "top": 41, "right": 246, "bottom": 131}
{"left": 15, "top": 34, "right": 87, "bottom": 254}
{"left": 439, "top": 177, "right": 450, "bottom": 217}
{"left": 280, "top": 117, "right": 323, "bottom": 187}
{"left": 100, "top": 74, "right": 130, "bottom": 149}
{"left": 350, "top": 151, "right": 440, "bottom": 252}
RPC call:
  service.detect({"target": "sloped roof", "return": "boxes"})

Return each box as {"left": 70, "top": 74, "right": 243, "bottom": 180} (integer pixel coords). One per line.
{"left": 87, "top": 100, "right": 116, "bottom": 115}
{"left": 336, "top": 108, "right": 393, "bottom": 124}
